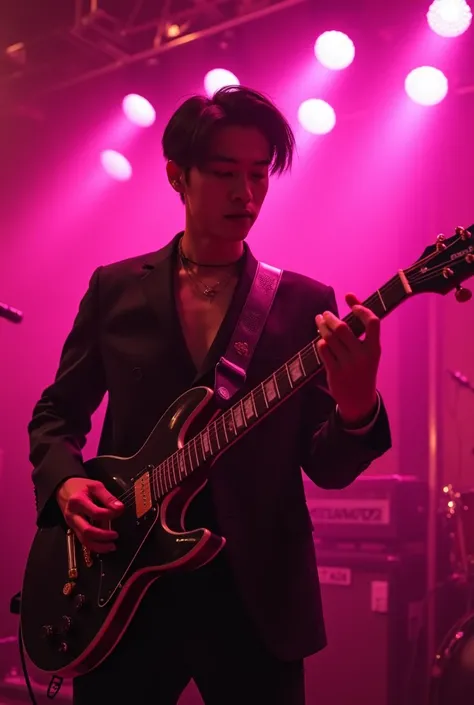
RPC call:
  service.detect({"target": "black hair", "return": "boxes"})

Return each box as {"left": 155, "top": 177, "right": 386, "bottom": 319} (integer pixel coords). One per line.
{"left": 162, "top": 85, "right": 295, "bottom": 201}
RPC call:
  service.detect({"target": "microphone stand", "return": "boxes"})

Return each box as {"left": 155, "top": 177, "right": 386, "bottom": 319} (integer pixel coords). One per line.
{"left": 448, "top": 369, "right": 474, "bottom": 395}
{"left": 0, "top": 302, "right": 23, "bottom": 324}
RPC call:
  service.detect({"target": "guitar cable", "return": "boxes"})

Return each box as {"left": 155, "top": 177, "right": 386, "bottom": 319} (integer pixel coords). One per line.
{"left": 17, "top": 622, "right": 38, "bottom": 705}
{"left": 14, "top": 619, "right": 64, "bottom": 703}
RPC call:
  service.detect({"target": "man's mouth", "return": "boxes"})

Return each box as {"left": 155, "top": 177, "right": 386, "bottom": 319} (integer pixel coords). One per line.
{"left": 225, "top": 213, "right": 253, "bottom": 220}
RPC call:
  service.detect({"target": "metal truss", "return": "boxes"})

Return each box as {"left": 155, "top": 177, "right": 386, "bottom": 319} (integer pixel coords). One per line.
{"left": 1, "top": 0, "right": 307, "bottom": 103}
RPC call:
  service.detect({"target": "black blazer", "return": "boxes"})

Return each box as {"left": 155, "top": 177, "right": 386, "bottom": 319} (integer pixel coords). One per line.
{"left": 28, "top": 233, "right": 391, "bottom": 661}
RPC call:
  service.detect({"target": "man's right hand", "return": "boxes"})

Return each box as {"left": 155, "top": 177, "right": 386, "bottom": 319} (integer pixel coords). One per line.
{"left": 56, "top": 478, "right": 124, "bottom": 553}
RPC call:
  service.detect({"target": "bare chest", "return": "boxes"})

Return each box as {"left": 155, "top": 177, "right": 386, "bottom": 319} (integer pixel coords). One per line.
{"left": 175, "top": 279, "right": 237, "bottom": 372}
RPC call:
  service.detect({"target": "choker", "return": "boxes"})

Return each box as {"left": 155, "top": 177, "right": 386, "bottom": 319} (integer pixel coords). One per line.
{"left": 178, "top": 238, "right": 243, "bottom": 268}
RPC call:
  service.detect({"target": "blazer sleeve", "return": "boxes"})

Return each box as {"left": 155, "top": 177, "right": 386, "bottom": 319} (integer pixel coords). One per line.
{"left": 28, "top": 267, "right": 107, "bottom": 527}
{"left": 299, "top": 286, "right": 392, "bottom": 489}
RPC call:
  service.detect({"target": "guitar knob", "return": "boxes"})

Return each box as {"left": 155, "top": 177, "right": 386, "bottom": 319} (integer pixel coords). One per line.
{"left": 60, "top": 615, "right": 73, "bottom": 633}
{"left": 74, "top": 593, "right": 86, "bottom": 610}
{"left": 62, "top": 581, "right": 76, "bottom": 596}
{"left": 41, "top": 624, "right": 55, "bottom": 639}
{"left": 58, "top": 641, "right": 69, "bottom": 653}
{"left": 455, "top": 285, "right": 472, "bottom": 303}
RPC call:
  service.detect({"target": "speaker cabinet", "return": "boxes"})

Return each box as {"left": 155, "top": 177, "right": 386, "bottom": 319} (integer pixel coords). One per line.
{"left": 304, "top": 548, "right": 427, "bottom": 705}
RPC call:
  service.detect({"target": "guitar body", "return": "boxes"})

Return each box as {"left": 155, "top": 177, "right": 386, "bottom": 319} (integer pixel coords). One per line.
{"left": 20, "top": 386, "right": 225, "bottom": 677}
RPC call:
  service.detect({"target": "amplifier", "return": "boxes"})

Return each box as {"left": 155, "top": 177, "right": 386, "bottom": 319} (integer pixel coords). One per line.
{"left": 304, "top": 547, "right": 427, "bottom": 705}
{"left": 304, "top": 474, "right": 428, "bottom": 541}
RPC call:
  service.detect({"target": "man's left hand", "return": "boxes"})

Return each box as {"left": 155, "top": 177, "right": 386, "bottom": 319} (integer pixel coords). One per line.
{"left": 315, "top": 293, "right": 381, "bottom": 426}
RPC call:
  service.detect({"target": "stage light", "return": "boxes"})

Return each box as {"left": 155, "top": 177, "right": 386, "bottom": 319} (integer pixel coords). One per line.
{"left": 314, "top": 31, "right": 355, "bottom": 70}
{"left": 204, "top": 69, "right": 240, "bottom": 97}
{"left": 427, "top": 0, "right": 472, "bottom": 37}
{"left": 122, "top": 94, "right": 156, "bottom": 128}
{"left": 297, "top": 99, "right": 336, "bottom": 134}
{"left": 405, "top": 66, "right": 448, "bottom": 106}
{"left": 100, "top": 150, "right": 133, "bottom": 181}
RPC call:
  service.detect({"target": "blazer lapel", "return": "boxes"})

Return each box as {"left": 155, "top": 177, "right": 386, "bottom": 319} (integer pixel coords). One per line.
{"left": 191, "top": 244, "right": 259, "bottom": 387}
{"left": 140, "top": 233, "right": 261, "bottom": 389}
{"left": 140, "top": 232, "right": 196, "bottom": 376}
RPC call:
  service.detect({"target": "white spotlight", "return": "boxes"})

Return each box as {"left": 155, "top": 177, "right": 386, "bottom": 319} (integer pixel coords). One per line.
{"left": 314, "top": 31, "right": 355, "bottom": 70}
{"left": 427, "top": 0, "right": 472, "bottom": 37}
{"left": 298, "top": 99, "right": 336, "bottom": 135}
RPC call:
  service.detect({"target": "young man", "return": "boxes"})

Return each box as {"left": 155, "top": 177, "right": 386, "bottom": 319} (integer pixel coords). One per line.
{"left": 28, "top": 86, "right": 391, "bottom": 705}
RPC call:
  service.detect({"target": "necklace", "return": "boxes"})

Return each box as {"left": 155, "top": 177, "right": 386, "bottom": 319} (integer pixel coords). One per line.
{"left": 178, "top": 239, "right": 236, "bottom": 301}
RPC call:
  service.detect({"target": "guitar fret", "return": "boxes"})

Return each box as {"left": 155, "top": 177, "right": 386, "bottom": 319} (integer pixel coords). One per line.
{"left": 220, "top": 415, "right": 229, "bottom": 444}
{"left": 288, "top": 356, "right": 304, "bottom": 384}
{"left": 160, "top": 462, "right": 167, "bottom": 493}
{"left": 159, "top": 464, "right": 166, "bottom": 494}
{"left": 253, "top": 387, "right": 267, "bottom": 417}
{"left": 224, "top": 410, "right": 236, "bottom": 439}
{"left": 285, "top": 363, "right": 293, "bottom": 388}
{"left": 263, "top": 377, "right": 277, "bottom": 403}
{"left": 240, "top": 400, "right": 248, "bottom": 427}
{"left": 170, "top": 456, "right": 178, "bottom": 486}
{"left": 179, "top": 452, "right": 186, "bottom": 479}
{"left": 273, "top": 373, "right": 281, "bottom": 399}
{"left": 198, "top": 436, "right": 204, "bottom": 462}
{"left": 261, "top": 382, "right": 269, "bottom": 408}
{"left": 243, "top": 395, "right": 256, "bottom": 423}
{"left": 298, "top": 352, "right": 307, "bottom": 377}
{"left": 192, "top": 438, "right": 200, "bottom": 466}
{"left": 311, "top": 340, "right": 320, "bottom": 366}
{"left": 186, "top": 444, "right": 193, "bottom": 472}
{"left": 168, "top": 457, "right": 174, "bottom": 488}
{"left": 251, "top": 393, "right": 258, "bottom": 418}
{"left": 157, "top": 466, "right": 164, "bottom": 496}
{"left": 202, "top": 428, "right": 211, "bottom": 458}
{"left": 210, "top": 422, "right": 220, "bottom": 452}
{"left": 178, "top": 451, "right": 186, "bottom": 480}
{"left": 233, "top": 403, "right": 246, "bottom": 431}
{"left": 276, "top": 366, "right": 292, "bottom": 397}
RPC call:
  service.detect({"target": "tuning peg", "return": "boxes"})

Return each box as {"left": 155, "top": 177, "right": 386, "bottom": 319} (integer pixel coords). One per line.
{"left": 456, "top": 226, "right": 471, "bottom": 240}
{"left": 455, "top": 285, "right": 472, "bottom": 303}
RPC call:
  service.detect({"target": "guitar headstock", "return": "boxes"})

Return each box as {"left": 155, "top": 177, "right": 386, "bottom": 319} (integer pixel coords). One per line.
{"left": 404, "top": 225, "right": 474, "bottom": 301}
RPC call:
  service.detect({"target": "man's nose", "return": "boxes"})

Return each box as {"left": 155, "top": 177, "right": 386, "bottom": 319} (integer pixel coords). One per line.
{"left": 232, "top": 177, "right": 252, "bottom": 203}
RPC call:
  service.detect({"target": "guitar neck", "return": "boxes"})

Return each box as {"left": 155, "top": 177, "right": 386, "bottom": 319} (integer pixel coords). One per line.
{"left": 152, "top": 270, "right": 411, "bottom": 496}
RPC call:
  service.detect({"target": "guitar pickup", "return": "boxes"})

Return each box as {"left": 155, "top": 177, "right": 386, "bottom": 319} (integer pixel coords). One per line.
{"left": 134, "top": 472, "right": 153, "bottom": 519}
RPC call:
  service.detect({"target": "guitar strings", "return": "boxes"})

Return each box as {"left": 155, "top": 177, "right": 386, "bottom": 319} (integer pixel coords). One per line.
{"left": 111, "top": 237, "right": 470, "bottom": 510}
{"left": 115, "top": 248, "right": 470, "bottom": 511}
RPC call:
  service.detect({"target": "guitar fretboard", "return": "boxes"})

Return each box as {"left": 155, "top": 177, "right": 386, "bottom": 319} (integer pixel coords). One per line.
{"left": 150, "top": 271, "right": 409, "bottom": 500}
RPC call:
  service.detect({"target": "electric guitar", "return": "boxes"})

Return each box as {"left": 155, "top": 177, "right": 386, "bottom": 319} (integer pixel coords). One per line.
{"left": 20, "top": 224, "right": 474, "bottom": 677}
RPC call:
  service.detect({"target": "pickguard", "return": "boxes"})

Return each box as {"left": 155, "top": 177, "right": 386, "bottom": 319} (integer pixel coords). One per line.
{"left": 97, "top": 507, "right": 160, "bottom": 607}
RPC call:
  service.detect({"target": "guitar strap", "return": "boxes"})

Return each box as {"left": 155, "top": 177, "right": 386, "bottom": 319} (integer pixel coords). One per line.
{"left": 214, "top": 261, "right": 282, "bottom": 408}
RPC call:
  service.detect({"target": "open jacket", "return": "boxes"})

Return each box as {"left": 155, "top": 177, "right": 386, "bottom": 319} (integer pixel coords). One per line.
{"left": 28, "top": 233, "right": 392, "bottom": 660}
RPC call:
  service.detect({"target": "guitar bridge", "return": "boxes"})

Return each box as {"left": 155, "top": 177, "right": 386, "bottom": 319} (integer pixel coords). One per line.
{"left": 134, "top": 472, "right": 153, "bottom": 519}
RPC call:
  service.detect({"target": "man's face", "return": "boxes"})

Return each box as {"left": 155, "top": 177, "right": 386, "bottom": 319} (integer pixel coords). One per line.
{"left": 184, "top": 125, "right": 270, "bottom": 242}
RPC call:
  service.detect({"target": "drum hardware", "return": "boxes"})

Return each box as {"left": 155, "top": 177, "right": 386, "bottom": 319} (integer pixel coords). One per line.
{"left": 427, "top": 483, "right": 474, "bottom": 704}
{"left": 441, "top": 484, "right": 474, "bottom": 584}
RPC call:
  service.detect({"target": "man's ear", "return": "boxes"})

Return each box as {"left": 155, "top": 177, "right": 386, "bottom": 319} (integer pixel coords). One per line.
{"left": 166, "top": 160, "right": 184, "bottom": 193}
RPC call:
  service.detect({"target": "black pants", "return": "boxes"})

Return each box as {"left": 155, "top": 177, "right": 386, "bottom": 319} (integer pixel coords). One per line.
{"left": 73, "top": 556, "right": 305, "bottom": 705}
